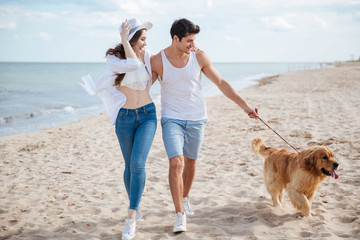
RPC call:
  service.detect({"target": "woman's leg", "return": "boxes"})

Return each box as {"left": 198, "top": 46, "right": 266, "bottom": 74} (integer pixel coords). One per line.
{"left": 128, "top": 115, "right": 157, "bottom": 210}
{"left": 115, "top": 111, "right": 136, "bottom": 200}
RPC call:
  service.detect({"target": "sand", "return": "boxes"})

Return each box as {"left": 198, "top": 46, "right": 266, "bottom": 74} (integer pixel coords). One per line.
{"left": 1, "top": 62, "right": 359, "bottom": 239}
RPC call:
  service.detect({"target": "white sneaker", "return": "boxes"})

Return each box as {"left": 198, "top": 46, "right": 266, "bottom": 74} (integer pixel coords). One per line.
{"left": 183, "top": 197, "right": 194, "bottom": 216}
{"left": 173, "top": 212, "right": 187, "bottom": 233}
{"left": 122, "top": 219, "right": 136, "bottom": 240}
{"left": 136, "top": 208, "right": 144, "bottom": 221}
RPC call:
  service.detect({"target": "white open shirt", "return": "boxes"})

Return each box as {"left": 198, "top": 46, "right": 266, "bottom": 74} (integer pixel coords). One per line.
{"left": 81, "top": 49, "right": 153, "bottom": 125}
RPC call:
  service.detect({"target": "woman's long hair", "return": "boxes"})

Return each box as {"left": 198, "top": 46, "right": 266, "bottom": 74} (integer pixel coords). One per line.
{"left": 106, "top": 29, "right": 145, "bottom": 86}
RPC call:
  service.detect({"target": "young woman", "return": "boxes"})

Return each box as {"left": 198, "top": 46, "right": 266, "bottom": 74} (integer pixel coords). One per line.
{"left": 81, "top": 18, "right": 156, "bottom": 240}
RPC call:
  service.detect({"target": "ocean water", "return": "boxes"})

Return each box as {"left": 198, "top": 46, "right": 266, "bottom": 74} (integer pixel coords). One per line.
{"left": 0, "top": 61, "right": 327, "bottom": 137}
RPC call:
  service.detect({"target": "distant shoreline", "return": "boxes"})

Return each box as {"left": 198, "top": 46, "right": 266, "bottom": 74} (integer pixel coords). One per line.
{"left": 0, "top": 61, "right": 340, "bottom": 137}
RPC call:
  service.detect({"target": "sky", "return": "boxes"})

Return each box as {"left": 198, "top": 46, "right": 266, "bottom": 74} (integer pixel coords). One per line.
{"left": 0, "top": 0, "right": 359, "bottom": 63}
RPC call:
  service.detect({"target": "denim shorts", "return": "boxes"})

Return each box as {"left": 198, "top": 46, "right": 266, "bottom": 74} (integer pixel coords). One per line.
{"left": 161, "top": 117, "right": 207, "bottom": 160}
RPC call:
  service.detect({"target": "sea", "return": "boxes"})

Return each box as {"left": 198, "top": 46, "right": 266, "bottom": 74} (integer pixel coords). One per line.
{"left": 0, "top": 61, "right": 329, "bottom": 137}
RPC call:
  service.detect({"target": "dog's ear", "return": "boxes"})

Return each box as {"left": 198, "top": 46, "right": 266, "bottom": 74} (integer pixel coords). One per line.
{"left": 305, "top": 155, "right": 313, "bottom": 167}
{"left": 323, "top": 147, "right": 334, "bottom": 158}
{"left": 303, "top": 148, "right": 316, "bottom": 167}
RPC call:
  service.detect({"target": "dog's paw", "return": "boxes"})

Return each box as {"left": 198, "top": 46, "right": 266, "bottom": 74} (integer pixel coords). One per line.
{"left": 272, "top": 201, "right": 283, "bottom": 208}
{"left": 251, "top": 138, "right": 263, "bottom": 154}
{"left": 252, "top": 138, "right": 262, "bottom": 145}
{"left": 295, "top": 212, "right": 312, "bottom": 218}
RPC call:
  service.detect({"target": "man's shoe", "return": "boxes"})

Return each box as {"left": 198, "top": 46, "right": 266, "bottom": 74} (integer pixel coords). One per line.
{"left": 122, "top": 219, "right": 136, "bottom": 240}
{"left": 183, "top": 197, "right": 195, "bottom": 216}
{"left": 173, "top": 212, "right": 187, "bottom": 233}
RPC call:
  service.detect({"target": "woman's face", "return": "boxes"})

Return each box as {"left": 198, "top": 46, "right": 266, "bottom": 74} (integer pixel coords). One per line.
{"left": 132, "top": 30, "right": 147, "bottom": 54}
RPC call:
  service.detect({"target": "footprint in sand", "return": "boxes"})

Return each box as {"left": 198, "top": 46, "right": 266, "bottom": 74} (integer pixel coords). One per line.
{"left": 111, "top": 207, "right": 120, "bottom": 213}
{"left": 244, "top": 216, "right": 258, "bottom": 223}
{"left": 255, "top": 203, "right": 268, "bottom": 210}
{"left": 268, "top": 118, "right": 280, "bottom": 124}
{"left": 86, "top": 207, "right": 101, "bottom": 215}
{"left": 290, "top": 131, "right": 313, "bottom": 139}
{"left": 147, "top": 176, "right": 160, "bottom": 182}
{"left": 333, "top": 215, "right": 359, "bottom": 224}
{"left": 300, "top": 231, "right": 313, "bottom": 238}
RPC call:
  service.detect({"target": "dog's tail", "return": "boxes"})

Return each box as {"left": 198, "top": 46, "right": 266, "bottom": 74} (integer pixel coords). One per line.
{"left": 252, "top": 138, "right": 271, "bottom": 158}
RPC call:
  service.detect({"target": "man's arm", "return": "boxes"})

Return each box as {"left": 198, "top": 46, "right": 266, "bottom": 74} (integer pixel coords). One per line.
{"left": 150, "top": 52, "right": 162, "bottom": 84}
{"left": 196, "top": 50, "right": 258, "bottom": 118}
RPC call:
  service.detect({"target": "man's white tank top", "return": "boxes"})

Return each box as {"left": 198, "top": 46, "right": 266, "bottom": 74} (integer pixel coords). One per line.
{"left": 160, "top": 50, "right": 207, "bottom": 120}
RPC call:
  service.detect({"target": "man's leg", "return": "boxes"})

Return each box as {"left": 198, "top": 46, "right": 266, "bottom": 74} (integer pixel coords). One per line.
{"left": 161, "top": 118, "right": 187, "bottom": 232}
{"left": 169, "top": 155, "right": 187, "bottom": 232}
{"left": 183, "top": 157, "right": 196, "bottom": 198}
{"left": 169, "top": 155, "right": 184, "bottom": 213}
{"left": 181, "top": 119, "right": 206, "bottom": 217}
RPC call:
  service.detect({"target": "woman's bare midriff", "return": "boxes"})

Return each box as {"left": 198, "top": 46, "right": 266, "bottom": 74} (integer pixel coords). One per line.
{"left": 117, "top": 86, "right": 153, "bottom": 109}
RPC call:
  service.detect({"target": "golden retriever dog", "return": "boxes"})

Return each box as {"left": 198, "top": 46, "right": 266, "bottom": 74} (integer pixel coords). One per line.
{"left": 252, "top": 138, "right": 339, "bottom": 216}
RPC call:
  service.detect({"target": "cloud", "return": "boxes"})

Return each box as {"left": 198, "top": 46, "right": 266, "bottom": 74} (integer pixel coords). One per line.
{"left": 262, "top": 16, "right": 295, "bottom": 31}
{"left": 0, "top": 21, "right": 16, "bottom": 30}
{"left": 0, "top": 5, "right": 18, "bottom": 30}
{"left": 119, "top": 2, "right": 140, "bottom": 14}
{"left": 1, "top": 0, "right": 359, "bottom": 62}
{"left": 0, "top": 5, "right": 57, "bottom": 32}
{"left": 206, "top": 0, "right": 213, "bottom": 8}
{"left": 352, "top": 10, "right": 360, "bottom": 22}
{"left": 312, "top": 15, "right": 328, "bottom": 28}
{"left": 225, "top": 35, "right": 241, "bottom": 42}
{"left": 23, "top": 11, "right": 57, "bottom": 22}
{"left": 102, "top": 0, "right": 160, "bottom": 15}
{"left": 23, "top": 32, "right": 54, "bottom": 41}
{"left": 39, "top": 32, "right": 54, "bottom": 41}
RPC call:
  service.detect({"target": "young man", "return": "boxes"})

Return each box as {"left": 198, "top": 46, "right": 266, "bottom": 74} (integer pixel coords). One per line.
{"left": 151, "top": 18, "right": 258, "bottom": 233}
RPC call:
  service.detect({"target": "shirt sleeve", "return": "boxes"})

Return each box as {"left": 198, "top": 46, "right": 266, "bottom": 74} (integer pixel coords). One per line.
{"left": 144, "top": 49, "right": 153, "bottom": 90}
{"left": 106, "top": 55, "right": 141, "bottom": 73}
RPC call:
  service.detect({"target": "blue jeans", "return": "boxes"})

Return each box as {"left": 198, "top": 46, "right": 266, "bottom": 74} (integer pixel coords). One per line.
{"left": 115, "top": 103, "right": 157, "bottom": 210}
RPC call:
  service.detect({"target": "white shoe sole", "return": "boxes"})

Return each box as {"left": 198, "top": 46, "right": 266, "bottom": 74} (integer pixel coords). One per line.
{"left": 173, "top": 226, "right": 187, "bottom": 233}
{"left": 122, "top": 235, "right": 135, "bottom": 240}
{"left": 184, "top": 211, "right": 194, "bottom": 216}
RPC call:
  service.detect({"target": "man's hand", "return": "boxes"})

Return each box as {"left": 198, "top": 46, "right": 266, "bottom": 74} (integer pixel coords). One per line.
{"left": 245, "top": 107, "right": 259, "bottom": 119}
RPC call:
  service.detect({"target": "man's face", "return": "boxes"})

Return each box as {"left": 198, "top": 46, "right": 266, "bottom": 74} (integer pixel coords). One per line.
{"left": 176, "top": 34, "right": 196, "bottom": 54}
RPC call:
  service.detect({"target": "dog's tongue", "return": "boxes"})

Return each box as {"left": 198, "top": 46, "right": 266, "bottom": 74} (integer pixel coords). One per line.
{"left": 331, "top": 171, "right": 339, "bottom": 179}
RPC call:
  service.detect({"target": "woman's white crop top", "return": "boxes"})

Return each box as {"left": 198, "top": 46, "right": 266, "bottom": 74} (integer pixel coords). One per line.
{"left": 120, "top": 62, "right": 150, "bottom": 90}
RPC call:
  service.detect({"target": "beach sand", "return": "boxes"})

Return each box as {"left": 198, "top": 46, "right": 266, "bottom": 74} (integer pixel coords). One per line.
{"left": 1, "top": 62, "right": 359, "bottom": 239}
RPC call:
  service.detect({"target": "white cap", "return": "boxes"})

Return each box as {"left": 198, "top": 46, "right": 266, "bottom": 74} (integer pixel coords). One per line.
{"left": 119, "top": 18, "right": 153, "bottom": 41}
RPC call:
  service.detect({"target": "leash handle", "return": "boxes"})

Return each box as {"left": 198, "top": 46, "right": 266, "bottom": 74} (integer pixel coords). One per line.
{"left": 258, "top": 117, "right": 300, "bottom": 154}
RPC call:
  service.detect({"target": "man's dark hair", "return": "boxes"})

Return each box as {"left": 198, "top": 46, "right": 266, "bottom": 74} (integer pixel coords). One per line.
{"left": 170, "top": 18, "right": 200, "bottom": 41}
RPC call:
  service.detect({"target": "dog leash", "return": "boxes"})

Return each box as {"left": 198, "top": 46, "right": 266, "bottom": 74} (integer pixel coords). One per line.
{"left": 257, "top": 117, "right": 300, "bottom": 154}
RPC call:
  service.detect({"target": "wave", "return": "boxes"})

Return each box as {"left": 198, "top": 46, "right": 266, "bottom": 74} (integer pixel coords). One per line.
{"left": 0, "top": 105, "right": 77, "bottom": 125}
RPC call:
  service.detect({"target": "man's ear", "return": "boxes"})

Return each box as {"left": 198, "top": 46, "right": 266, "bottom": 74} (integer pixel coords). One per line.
{"left": 173, "top": 35, "right": 179, "bottom": 42}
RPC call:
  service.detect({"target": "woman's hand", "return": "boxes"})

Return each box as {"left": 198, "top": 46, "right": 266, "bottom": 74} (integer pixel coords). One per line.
{"left": 120, "top": 19, "right": 134, "bottom": 43}
{"left": 190, "top": 45, "right": 199, "bottom": 52}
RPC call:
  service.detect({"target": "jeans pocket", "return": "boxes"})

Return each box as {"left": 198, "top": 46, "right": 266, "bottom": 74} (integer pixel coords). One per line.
{"left": 145, "top": 106, "right": 156, "bottom": 115}
{"left": 117, "top": 110, "right": 128, "bottom": 121}
{"left": 161, "top": 117, "right": 169, "bottom": 126}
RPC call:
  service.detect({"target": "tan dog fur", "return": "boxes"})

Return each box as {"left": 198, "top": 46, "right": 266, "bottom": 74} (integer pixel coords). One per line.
{"left": 252, "top": 138, "right": 339, "bottom": 216}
